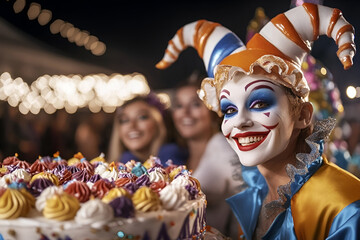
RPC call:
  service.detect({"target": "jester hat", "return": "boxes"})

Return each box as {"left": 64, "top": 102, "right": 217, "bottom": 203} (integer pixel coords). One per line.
{"left": 156, "top": 3, "right": 356, "bottom": 116}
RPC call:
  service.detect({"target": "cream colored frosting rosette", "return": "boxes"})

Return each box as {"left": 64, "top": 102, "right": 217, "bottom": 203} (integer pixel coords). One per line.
{"left": 75, "top": 198, "right": 114, "bottom": 229}
{"left": 9, "top": 169, "right": 32, "bottom": 182}
{"left": 94, "top": 162, "right": 109, "bottom": 175}
{"left": 35, "top": 185, "right": 64, "bottom": 212}
{"left": 0, "top": 169, "right": 31, "bottom": 188}
{"left": 171, "top": 174, "right": 200, "bottom": 190}
{"left": 159, "top": 184, "right": 190, "bottom": 210}
{"left": 100, "top": 162, "right": 118, "bottom": 182}
{"left": 148, "top": 168, "right": 168, "bottom": 183}
{"left": 43, "top": 192, "right": 80, "bottom": 221}
{"left": 0, "top": 175, "right": 11, "bottom": 188}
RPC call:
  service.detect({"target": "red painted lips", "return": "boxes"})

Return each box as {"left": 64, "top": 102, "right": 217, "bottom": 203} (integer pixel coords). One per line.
{"left": 232, "top": 131, "right": 269, "bottom": 151}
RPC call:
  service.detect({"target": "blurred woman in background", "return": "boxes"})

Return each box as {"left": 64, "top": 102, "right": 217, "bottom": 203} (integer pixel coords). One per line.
{"left": 171, "top": 76, "right": 244, "bottom": 238}
{"left": 107, "top": 92, "right": 187, "bottom": 165}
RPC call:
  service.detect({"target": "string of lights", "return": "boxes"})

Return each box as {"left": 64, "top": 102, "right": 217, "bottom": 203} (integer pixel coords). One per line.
{"left": 0, "top": 72, "right": 151, "bottom": 115}
{"left": 12, "top": 0, "right": 106, "bottom": 56}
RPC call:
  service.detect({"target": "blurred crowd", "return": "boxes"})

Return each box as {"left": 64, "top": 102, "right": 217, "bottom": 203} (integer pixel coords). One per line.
{"left": 0, "top": 102, "right": 114, "bottom": 162}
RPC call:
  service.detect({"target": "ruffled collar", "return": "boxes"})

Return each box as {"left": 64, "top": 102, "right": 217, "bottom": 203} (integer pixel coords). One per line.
{"left": 267, "top": 118, "right": 336, "bottom": 212}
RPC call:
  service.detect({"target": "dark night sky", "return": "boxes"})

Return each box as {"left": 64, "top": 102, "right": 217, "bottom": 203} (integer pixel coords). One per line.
{"left": 0, "top": 0, "right": 359, "bottom": 104}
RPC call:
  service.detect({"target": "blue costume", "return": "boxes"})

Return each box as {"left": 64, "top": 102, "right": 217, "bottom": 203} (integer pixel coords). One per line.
{"left": 227, "top": 119, "right": 360, "bottom": 239}
{"left": 119, "top": 143, "right": 188, "bottom": 166}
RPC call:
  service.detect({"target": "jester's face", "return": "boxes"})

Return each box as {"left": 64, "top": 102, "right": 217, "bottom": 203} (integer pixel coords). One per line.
{"left": 219, "top": 73, "right": 296, "bottom": 166}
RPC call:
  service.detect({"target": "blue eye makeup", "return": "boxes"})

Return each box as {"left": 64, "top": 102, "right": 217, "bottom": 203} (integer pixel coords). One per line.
{"left": 246, "top": 88, "right": 277, "bottom": 111}
{"left": 220, "top": 98, "right": 238, "bottom": 118}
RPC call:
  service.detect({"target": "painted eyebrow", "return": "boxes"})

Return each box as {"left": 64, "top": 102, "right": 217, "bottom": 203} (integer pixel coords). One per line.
{"left": 252, "top": 85, "right": 275, "bottom": 92}
{"left": 245, "top": 80, "right": 276, "bottom": 91}
{"left": 220, "top": 89, "right": 230, "bottom": 99}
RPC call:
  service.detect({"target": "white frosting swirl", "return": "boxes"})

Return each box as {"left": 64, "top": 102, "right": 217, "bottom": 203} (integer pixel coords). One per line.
{"left": 100, "top": 168, "right": 118, "bottom": 182}
{"left": 36, "top": 186, "right": 64, "bottom": 212}
{"left": 0, "top": 175, "right": 11, "bottom": 188}
{"left": 159, "top": 184, "right": 189, "bottom": 210}
{"left": 75, "top": 198, "right": 114, "bottom": 228}
{"left": 94, "top": 163, "right": 109, "bottom": 175}
{"left": 10, "top": 169, "right": 31, "bottom": 182}
{"left": 149, "top": 169, "right": 167, "bottom": 183}
{"left": 171, "top": 175, "right": 192, "bottom": 188}
{"left": 0, "top": 169, "right": 31, "bottom": 188}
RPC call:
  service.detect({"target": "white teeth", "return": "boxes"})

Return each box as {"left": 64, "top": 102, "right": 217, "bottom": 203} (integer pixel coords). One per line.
{"left": 181, "top": 118, "right": 195, "bottom": 126}
{"left": 128, "top": 131, "right": 140, "bottom": 139}
{"left": 238, "top": 136, "right": 264, "bottom": 146}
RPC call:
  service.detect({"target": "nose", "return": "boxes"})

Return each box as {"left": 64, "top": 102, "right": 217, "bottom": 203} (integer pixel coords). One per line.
{"left": 233, "top": 109, "right": 253, "bottom": 129}
{"left": 183, "top": 104, "right": 191, "bottom": 115}
{"left": 175, "top": 104, "right": 191, "bottom": 115}
{"left": 128, "top": 118, "right": 137, "bottom": 129}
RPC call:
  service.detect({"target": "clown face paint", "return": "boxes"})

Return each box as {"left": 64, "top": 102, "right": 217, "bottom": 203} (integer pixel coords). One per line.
{"left": 220, "top": 74, "right": 295, "bottom": 166}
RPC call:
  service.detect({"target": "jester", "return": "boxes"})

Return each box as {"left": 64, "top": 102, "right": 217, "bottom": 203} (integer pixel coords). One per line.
{"left": 157, "top": 3, "right": 360, "bottom": 239}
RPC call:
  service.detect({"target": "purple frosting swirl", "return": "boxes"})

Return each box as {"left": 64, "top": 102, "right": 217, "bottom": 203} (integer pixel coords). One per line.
{"left": 7, "top": 165, "right": 20, "bottom": 173}
{"left": 118, "top": 173, "right": 136, "bottom": 179}
{"left": 67, "top": 165, "right": 81, "bottom": 174}
{"left": 123, "top": 182, "right": 139, "bottom": 194}
{"left": 109, "top": 196, "right": 135, "bottom": 218}
{"left": 29, "top": 178, "right": 54, "bottom": 197}
{"left": 72, "top": 169, "right": 92, "bottom": 182}
{"left": 41, "top": 156, "right": 52, "bottom": 164}
{"left": 89, "top": 174, "right": 102, "bottom": 183}
{"left": 135, "top": 174, "right": 150, "bottom": 187}
{"left": 52, "top": 164, "right": 67, "bottom": 175}
{"left": 185, "top": 184, "right": 198, "bottom": 200}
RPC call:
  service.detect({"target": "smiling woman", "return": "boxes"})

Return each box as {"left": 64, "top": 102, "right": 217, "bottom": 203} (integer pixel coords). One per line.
{"left": 107, "top": 92, "right": 187, "bottom": 165}
{"left": 157, "top": 3, "right": 360, "bottom": 239}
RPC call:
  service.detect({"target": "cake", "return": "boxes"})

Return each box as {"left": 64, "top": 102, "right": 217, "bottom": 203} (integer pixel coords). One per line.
{"left": 0, "top": 153, "right": 207, "bottom": 240}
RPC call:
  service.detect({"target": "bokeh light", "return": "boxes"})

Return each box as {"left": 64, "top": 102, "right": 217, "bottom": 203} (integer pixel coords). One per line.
{"left": 38, "top": 9, "right": 52, "bottom": 26}
{"left": 13, "top": 0, "right": 26, "bottom": 14}
{"left": 346, "top": 86, "right": 357, "bottom": 99}
{"left": 27, "top": 3, "right": 41, "bottom": 20}
{"left": 0, "top": 72, "right": 150, "bottom": 115}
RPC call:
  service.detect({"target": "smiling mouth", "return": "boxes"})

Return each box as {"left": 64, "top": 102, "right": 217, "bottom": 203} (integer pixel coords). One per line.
{"left": 128, "top": 131, "right": 141, "bottom": 139}
{"left": 180, "top": 118, "right": 195, "bottom": 126}
{"left": 232, "top": 131, "right": 269, "bottom": 151}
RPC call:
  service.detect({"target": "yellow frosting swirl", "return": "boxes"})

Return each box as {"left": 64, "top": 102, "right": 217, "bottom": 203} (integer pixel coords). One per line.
{"left": 20, "top": 188, "right": 35, "bottom": 208}
{"left": 0, "top": 166, "right": 7, "bottom": 175}
{"left": 132, "top": 186, "right": 161, "bottom": 212}
{"left": 0, "top": 188, "right": 32, "bottom": 219}
{"left": 30, "top": 172, "right": 59, "bottom": 186}
{"left": 143, "top": 156, "right": 158, "bottom": 169}
{"left": 102, "top": 187, "right": 129, "bottom": 204}
{"left": 43, "top": 193, "right": 80, "bottom": 221}
{"left": 90, "top": 153, "right": 106, "bottom": 164}
{"left": 67, "top": 157, "right": 80, "bottom": 166}
{"left": 168, "top": 165, "right": 187, "bottom": 181}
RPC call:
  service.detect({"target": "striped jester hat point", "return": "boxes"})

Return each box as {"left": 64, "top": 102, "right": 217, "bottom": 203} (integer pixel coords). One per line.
{"left": 156, "top": 3, "right": 356, "bottom": 116}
